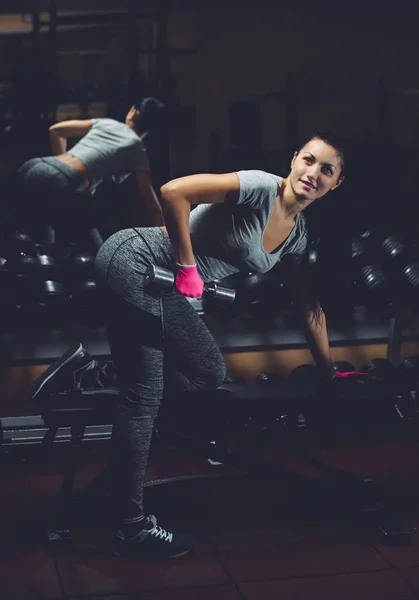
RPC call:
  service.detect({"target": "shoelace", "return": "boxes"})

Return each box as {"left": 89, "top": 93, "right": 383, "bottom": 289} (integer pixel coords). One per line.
{"left": 94, "top": 361, "right": 108, "bottom": 387}
{"left": 96, "top": 361, "right": 118, "bottom": 387}
{"left": 150, "top": 524, "right": 173, "bottom": 543}
{"left": 72, "top": 359, "right": 96, "bottom": 387}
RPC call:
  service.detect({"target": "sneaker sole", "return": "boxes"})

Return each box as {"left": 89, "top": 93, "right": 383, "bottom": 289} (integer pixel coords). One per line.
{"left": 168, "top": 547, "right": 192, "bottom": 558}
{"left": 114, "top": 546, "right": 192, "bottom": 559}
{"left": 113, "top": 550, "right": 192, "bottom": 559}
{"left": 32, "top": 343, "right": 84, "bottom": 400}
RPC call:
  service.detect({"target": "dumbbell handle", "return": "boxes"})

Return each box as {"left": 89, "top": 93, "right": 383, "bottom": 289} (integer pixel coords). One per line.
{"left": 144, "top": 264, "right": 235, "bottom": 304}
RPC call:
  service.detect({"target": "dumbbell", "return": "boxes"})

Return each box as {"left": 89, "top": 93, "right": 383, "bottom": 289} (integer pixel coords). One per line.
{"left": 398, "top": 262, "right": 419, "bottom": 312}
{"left": 357, "top": 232, "right": 419, "bottom": 313}
{"left": 223, "top": 374, "right": 246, "bottom": 384}
{"left": 9, "top": 231, "right": 38, "bottom": 259}
{"left": 287, "top": 364, "right": 321, "bottom": 386}
{"left": 288, "top": 359, "right": 412, "bottom": 428}
{"left": 361, "top": 358, "right": 398, "bottom": 382}
{"left": 2, "top": 232, "right": 40, "bottom": 329}
{"left": 8, "top": 231, "right": 38, "bottom": 282}
{"left": 60, "top": 251, "right": 103, "bottom": 326}
{"left": 351, "top": 236, "right": 369, "bottom": 271}
{"left": 67, "top": 252, "right": 96, "bottom": 282}
{"left": 360, "top": 228, "right": 388, "bottom": 255}
{"left": 144, "top": 265, "right": 235, "bottom": 314}
{"left": 350, "top": 235, "right": 397, "bottom": 313}
{"left": 205, "top": 272, "right": 244, "bottom": 321}
{"left": 255, "top": 372, "right": 283, "bottom": 384}
{"left": 36, "top": 249, "right": 65, "bottom": 293}
{"left": 377, "top": 235, "right": 419, "bottom": 312}
{"left": 37, "top": 251, "right": 60, "bottom": 282}
{"left": 358, "top": 230, "right": 415, "bottom": 271}
{"left": 239, "top": 271, "right": 289, "bottom": 319}
{"left": 290, "top": 361, "right": 360, "bottom": 381}
{"left": 15, "top": 245, "right": 67, "bottom": 329}
{"left": 380, "top": 235, "right": 412, "bottom": 269}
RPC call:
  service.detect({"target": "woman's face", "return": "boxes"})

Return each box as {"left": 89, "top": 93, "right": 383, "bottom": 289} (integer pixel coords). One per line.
{"left": 289, "top": 138, "right": 344, "bottom": 204}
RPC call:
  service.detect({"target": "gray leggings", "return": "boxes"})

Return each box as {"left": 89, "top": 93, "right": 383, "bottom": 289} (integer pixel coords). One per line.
{"left": 95, "top": 227, "right": 226, "bottom": 523}
{"left": 15, "top": 157, "right": 95, "bottom": 242}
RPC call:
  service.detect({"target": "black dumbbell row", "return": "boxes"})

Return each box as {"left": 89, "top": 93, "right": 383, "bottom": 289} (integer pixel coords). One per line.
{"left": 0, "top": 231, "right": 102, "bottom": 331}
{"left": 1, "top": 226, "right": 419, "bottom": 332}
{"left": 349, "top": 229, "right": 419, "bottom": 314}
{"left": 0, "top": 236, "right": 237, "bottom": 331}
{"left": 224, "top": 357, "right": 419, "bottom": 392}
{"left": 217, "top": 357, "right": 419, "bottom": 435}
{"left": 199, "top": 228, "right": 419, "bottom": 322}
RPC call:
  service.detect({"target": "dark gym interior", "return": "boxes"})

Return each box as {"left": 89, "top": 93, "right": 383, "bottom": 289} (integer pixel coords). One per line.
{"left": 2, "top": 1, "right": 419, "bottom": 598}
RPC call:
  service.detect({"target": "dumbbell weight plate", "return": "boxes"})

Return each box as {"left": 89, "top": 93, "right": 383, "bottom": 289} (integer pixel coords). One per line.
{"left": 38, "top": 280, "right": 65, "bottom": 304}
{"left": 223, "top": 374, "right": 246, "bottom": 384}
{"left": 37, "top": 254, "right": 58, "bottom": 281}
{"left": 204, "top": 281, "right": 236, "bottom": 304}
{"left": 361, "top": 358, "right": 397, "bottom": 382}
{"left": 144, "top": 264, "right": 175, "bottom": 291}
{"left": 67, "top": 253, "right": 96, "bottom": 284}
{"left": 255, "top": 372, "right": 284, "bottom": 384}
{"left": 11, "top": 232, "right": 38, "bottom": 258}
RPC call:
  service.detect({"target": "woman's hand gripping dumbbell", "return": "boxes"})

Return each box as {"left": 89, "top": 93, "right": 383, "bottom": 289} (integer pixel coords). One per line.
{"left": 144, "top": 264, "right": 236, "bottom": 306}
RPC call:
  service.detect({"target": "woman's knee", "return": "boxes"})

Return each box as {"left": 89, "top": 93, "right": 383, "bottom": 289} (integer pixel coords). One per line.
{"left": 120, "top": 385, "right": 162, "bottom": 419}
{"left": 209, "top": 359, "right": 227, "bottom": 389}
{"left": 190, "top": 356, "right": 226, "bottom": 392}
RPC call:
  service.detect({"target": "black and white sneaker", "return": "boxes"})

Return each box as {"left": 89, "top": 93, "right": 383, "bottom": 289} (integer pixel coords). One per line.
{"left": 31, "top": 343, "right": 95, "bottom": 400}
{"left": 115, "top": 515, "right": 193, "bottom": 559}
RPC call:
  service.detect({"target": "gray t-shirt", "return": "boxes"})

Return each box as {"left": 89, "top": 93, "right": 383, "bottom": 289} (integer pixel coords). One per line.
{"left": 190, "top": 170, "right": 308, "bottom": 281}
{"left": 70, "top": 118, "right": 150, "bottom": 192}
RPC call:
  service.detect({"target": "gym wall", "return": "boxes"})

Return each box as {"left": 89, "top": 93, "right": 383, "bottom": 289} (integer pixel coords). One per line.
{"left": 191, "top": 2, "right": 419, "bottom": 169}
{"left": 1, "top": 2, "right": 419, "bottom": 174}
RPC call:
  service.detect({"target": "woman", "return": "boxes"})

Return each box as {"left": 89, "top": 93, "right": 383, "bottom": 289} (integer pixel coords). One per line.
{"left": 14, "top": 97, "right": 165, "bottom": 247}
{"left": 34, "top": 132, "right": 347, "bottom": 558}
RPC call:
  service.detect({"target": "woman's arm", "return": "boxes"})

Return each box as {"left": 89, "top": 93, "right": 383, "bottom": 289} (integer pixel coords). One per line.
{"left": 303, "top": 310, "right": 335, "bottom": 381}
{"left": 135, "top": 170, "right": 164, "bottom": 226}
{"left": 281, "top": 255, "right": 335, "bottom": 380}
{"left": 49, "top": 119, "right": 93, "bottom": 155}
{"left": 160, "top": 173, "right": 240, "bottom": 265}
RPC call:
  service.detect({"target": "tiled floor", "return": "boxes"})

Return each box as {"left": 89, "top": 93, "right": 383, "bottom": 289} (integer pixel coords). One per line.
{"left": 2, "top": 437, "right": 419, "bottom": 599}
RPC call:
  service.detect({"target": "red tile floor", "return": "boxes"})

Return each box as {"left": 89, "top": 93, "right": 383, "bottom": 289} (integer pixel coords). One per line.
{"left": 2, "top": 434, "right": 419, "bottom": 599}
